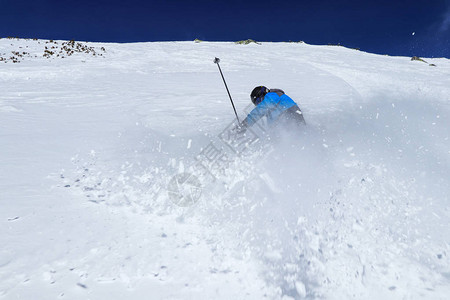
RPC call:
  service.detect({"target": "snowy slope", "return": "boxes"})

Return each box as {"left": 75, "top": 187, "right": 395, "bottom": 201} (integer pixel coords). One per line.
{"left": 1, "top": 38, "right": 449, "bottom": 299}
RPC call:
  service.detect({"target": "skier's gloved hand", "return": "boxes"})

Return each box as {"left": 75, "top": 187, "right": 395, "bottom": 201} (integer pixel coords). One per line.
{"left": 236, "top": 125, "right": 247, "bottom": 134}
{"left": 232, "top": 122, "right": 247, "bottom": 134}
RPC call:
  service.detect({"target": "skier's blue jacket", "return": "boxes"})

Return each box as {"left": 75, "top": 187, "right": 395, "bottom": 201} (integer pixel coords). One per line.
{"left": 244, "top": 91, "right": 297, "bottom": 127}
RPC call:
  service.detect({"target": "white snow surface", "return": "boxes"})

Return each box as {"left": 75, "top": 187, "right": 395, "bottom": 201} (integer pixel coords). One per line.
{"left": 1, "top": 39, "right": 449, "bottom": 299}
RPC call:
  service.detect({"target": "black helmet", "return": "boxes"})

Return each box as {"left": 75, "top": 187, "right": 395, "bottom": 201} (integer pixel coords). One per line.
{"left": 250, "top": 86, "right": 268, "bottom": 105}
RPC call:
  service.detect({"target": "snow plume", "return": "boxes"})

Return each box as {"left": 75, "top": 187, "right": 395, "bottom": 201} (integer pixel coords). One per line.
{"left": 197, "top": 92, "right": 450, "bottom": 298}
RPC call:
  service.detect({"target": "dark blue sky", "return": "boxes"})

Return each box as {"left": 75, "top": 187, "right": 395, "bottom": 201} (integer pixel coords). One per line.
{"left": 1, "top": 0, "right": 449, "bottom": 58}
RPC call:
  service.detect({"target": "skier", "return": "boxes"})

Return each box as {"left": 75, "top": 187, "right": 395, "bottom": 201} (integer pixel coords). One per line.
{"left": 237, "top": 86, "right": 305, "bottom": 133}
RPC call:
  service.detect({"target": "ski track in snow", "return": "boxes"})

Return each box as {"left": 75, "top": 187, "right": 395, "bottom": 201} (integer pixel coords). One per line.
{"left": 1, "top": 39, "right": 449, "bottom": 299}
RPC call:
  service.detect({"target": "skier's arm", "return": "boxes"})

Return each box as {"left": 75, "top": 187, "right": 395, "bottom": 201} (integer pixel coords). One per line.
{"left": 241, "top": 100, "right": 272, "bottom": 127}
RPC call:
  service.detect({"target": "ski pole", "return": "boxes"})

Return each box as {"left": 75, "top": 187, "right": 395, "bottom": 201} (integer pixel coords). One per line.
{"left": 214, "top": 57, "right": 240, "bottom": 123}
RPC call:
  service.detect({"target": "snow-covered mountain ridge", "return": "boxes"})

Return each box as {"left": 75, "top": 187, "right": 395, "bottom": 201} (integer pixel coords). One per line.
{"left": 1, "top": 39, "right": 449, "bottom": 299}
